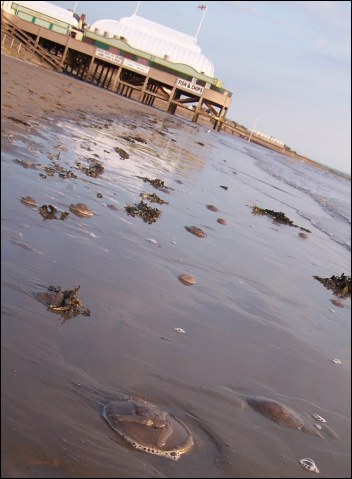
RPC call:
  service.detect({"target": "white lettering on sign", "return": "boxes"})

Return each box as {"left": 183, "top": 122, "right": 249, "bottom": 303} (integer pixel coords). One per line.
{"left": 176, "top": 78, "right": 204, "bottom": 95}
{"left": 95, "top": 49, "right": 123, "bottom": 64}
{"left": 123, "top": 58, "right": 150, "bottom": 74}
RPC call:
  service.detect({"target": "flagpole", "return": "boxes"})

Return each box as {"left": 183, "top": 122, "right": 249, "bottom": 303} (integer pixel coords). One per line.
{"left": 195, "top": 5, "right": 208, "bottom": 42}
{"left": 72, "top": 1, "right": 79, "bottom": 15}
{"left": 133, "top": 1, "right": 141, "bottom": 16}
{"left": 248, "top": 118, "right": 258, "bottom": 143}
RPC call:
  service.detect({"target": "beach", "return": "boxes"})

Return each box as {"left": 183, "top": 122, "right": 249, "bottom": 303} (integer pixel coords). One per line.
{"left": 1, "top": 53, "right": 351, "bottom": 478}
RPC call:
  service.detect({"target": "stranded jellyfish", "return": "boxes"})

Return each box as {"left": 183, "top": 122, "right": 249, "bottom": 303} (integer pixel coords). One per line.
{"left": 217, "top": 218, "right": 228, "bottom": 225}
{"left": 178, "top": 274, "right": 196, "bottom": 286}
{"left": 69, "top": 203, "right": 94, "bottom": 217}
{"left": 246, "top": 396, "right": 305, "bottom": 429}
{"left": 102, "top": 396, "right": 194, "bottom": 461}
{"left": 184, "top": 226, "right": 207, "bottom": 238}
{"left": 206, "top": 204, "right": 219, "bottom": 212}
{"left": 20, "top": 196, "right": 38, "bottom": 206}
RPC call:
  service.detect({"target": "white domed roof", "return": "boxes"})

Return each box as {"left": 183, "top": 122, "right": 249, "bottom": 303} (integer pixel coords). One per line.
{"left": 91, "top": 15, "right": 214, "bottom": 77}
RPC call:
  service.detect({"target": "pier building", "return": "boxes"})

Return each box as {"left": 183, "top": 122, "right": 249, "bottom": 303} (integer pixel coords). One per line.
{"left": 1, "top": 1, "right": 232, "bottom": 130}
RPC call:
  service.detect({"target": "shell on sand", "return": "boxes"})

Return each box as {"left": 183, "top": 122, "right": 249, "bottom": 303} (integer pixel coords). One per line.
{"left": 20, "top": 196, "right": 38, "bottom": 206}
{"left": 246, "top": 396, "right": 304, "bottom": 429}
{"left": 299, "top": 232, "right": 309, "bottom": 239}
{"left": 184, "top": 226, "right": 207, "bottom": 238}
{"left": 69, "top": 203, "right": 94, "bottom": 217}
{"left": 102, "top": 396, "right": 194, "bottom": 461}
{"left": 178, "top": 274, "right": 196, "bottom": 286}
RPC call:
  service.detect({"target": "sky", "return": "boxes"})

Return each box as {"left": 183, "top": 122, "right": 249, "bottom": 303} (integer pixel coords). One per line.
{"left": 50, "top": 1, "right": 351, "bottom": 175}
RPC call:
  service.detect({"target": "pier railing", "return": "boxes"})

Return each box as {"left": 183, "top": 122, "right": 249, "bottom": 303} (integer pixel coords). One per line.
{"left": 1, "top": 11, "right": 63, "bottom": 72}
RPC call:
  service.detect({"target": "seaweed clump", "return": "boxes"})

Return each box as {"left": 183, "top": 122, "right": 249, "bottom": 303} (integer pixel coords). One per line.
{"left": 140, "top": 192, "right": 169, "bottom": 205}
{"left": 121, "top": 135, "right": 147, "bottom": 144}
{"left": 42, "top": 152, "right": 77, "bottom": 179}
{"left": 39, "top": 204, "right": 69, "bottom": 220}
{"left": 34, "top": 285, "right": 91, "bottom": 321}
{"left": 137, "top": 176, "right": 173, "bottom": 192}
{"left": 76, "top": 159, "right": 104, "bottom": 178}
{"left": 313, "top": 273, "right": 351, "bottom": 297}
{"left": 251, "top": 205, "right": 311, "bottom": 232}
{"left": 125, "top": 201, "right": 161, "bottom": 224}
{"left": 114, "top": 147, "right": 129, "bottom": 160}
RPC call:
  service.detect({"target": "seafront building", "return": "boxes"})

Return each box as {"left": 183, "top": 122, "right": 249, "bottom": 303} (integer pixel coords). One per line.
{"left": 1, "top": 0, "right": 232, "bottom": 130}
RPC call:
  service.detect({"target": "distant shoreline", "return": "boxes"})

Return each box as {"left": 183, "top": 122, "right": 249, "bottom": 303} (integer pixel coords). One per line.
{"left": 221, "top": 121, "right": 351, "bottom": 179}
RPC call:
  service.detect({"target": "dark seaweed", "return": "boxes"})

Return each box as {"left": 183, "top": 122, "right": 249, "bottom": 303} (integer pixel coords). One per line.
{"left": 251, "top": 205, "right": 311, "bottom": 233}
{"left": 313, "top": 273, "right": 351, "bottom": 297}
{"left": 125, "top": 201, "right": 161, "bottom": 224}
{"left": 35, "top": 285, "right": 90, "bottom": 321}
{"left": 39, "top": 204, "right": 69, "bottom": 220}
{"left": 140, "top": 192, "right": 169, "bottom": 205}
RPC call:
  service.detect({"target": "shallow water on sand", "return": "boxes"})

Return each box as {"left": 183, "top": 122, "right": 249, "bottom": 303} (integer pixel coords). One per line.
{"left": 1, "top": 104, "right": 351, "bottom": 477}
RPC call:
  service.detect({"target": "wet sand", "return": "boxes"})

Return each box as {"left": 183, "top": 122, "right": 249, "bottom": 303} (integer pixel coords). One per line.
{"left": 1, "top": 54, "right": 351, "bottom": 478}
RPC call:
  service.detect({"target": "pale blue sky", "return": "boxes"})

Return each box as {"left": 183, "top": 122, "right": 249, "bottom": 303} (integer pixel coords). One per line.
{"left": 51, "top": 1, "right": 351, "bottom": 174}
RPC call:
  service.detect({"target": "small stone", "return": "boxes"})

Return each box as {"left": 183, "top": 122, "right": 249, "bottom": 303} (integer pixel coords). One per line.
{"left": 299, "top": 458, "right": 319, "bottom": 473}
{"left": 145, "top": 238, "right": 160, "bottom": 246}
{"left": 312, "top": 414, "right": 326, "bottom": 423}
{"left": 174, "top": 328, "right": 186, "bottom": 334}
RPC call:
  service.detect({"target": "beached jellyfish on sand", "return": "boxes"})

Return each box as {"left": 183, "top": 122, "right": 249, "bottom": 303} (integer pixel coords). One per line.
{"left": 217, "top": 218, "right": 228, "bottom": 225}
{"left": 330, "top": 299, "right": 345, "bottom": 308}
{"left": 206, "top": 204, "right": 218, "bottom": 212}
{"left": 69, "top": 203, "right": 94, "bottom": 217}
{"left": 244, "top": 396, "right": 338, "bottom": 438}
{"left": 20, "top": 196, "right": 38, "bottom": 206}
{"left": 102, "top": 396, "right": 193, "bottom": 461}
{"left": 185, "top": 226, "right": 207, "bottom": 238}
{"left": 299, "top": 232, "right": 309, "bottom": 239}
{"left": 246, "top": 396, "right": 305, "bottom": 429}
{"left": 178, "top": 274, "right": 196, "bottom": 286}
